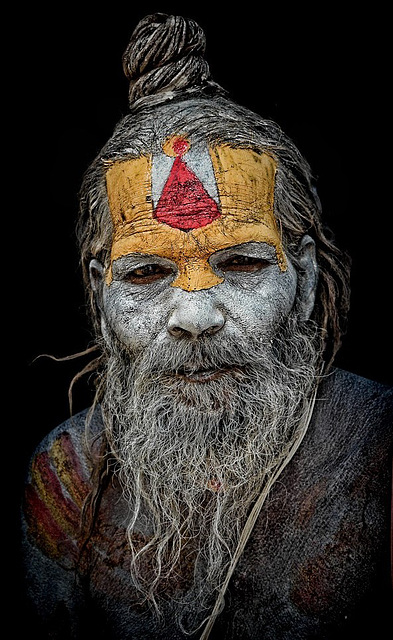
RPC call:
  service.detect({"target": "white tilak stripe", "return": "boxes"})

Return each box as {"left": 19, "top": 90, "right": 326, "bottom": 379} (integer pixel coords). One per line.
{"left": 151, "top": 142, "right": 220, "bottom": 209}
{"left": 151, "top": 155, "right": 174, "bottom": 208}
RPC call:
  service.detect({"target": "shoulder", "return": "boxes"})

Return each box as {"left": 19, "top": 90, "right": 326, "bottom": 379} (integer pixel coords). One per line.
{"left": 22, "top": 406, "right": 105, "bottom": 563}
{"left": 320, "top": 367, "right": 392, "bottom": 405}
{"left": 297, "top": 368, "right": 393, "bottom": 529}
{"left": 293, "top": 368, "right": 393, "bottom": 511}
{"left": 315, "top": 367, "right": 393, "bottom": 446}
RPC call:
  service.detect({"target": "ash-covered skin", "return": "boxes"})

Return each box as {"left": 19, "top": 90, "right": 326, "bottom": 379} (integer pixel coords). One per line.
{"left": 90, "top": 239, "right": 317, "bottom": 359}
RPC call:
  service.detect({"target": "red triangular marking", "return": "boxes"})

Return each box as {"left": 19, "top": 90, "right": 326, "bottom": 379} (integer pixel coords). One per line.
{"left": 154, "top": 156, "right": 221, "bottom": 230}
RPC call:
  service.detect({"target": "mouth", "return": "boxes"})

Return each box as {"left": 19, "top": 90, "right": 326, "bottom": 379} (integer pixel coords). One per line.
{"left": 174, "top": 366, "right": 243, "bottom": 383}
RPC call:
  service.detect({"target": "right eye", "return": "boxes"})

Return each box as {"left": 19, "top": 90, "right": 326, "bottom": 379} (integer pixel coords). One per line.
{"left": 217, "top": 254, "right": 271, "bottom": 273}
{"left": 122, "top": 264, "right": 172, "bottom": 284}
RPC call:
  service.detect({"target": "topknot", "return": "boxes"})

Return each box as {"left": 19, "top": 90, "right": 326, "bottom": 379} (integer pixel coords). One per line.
{"left": 122, "top": 13, "right": 225, "bottom": 109}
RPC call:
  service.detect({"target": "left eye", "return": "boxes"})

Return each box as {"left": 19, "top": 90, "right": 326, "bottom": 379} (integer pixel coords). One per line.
{"left": 123, "top": 264, "right": 172, "bottom": 284}
{"left": 218, "top": 255, "right": 270, "bottom": 273}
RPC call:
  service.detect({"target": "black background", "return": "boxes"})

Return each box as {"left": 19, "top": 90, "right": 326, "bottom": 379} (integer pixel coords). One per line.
{"left": 10, "top": 5, "right": 391, "bottom": 485}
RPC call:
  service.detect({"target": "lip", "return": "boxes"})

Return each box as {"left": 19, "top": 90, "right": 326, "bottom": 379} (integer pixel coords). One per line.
{"left": 175, "top": 366, "right": 242, "bottom": 382}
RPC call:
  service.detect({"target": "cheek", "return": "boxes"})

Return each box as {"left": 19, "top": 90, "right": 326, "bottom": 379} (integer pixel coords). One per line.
{"left": 225, "top": 268, "right": 298, "bottom": 336}
{"left": 101, "top": 284, "right": 164, "bottom": 350}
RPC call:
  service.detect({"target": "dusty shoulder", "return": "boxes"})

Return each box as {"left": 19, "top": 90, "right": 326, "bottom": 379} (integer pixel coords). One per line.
{"left": 22, "top": 407, "right": 105, "bottom": 562}
{"left": 316, "top": 367, "right": 393, "bottom": 443}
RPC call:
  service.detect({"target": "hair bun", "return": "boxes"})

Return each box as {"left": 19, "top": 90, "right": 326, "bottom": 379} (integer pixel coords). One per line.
{"left": 122, "top": 13, "right": 224, "bottom": 108}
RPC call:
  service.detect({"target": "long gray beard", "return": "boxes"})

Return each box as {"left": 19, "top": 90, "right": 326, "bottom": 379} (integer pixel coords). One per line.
{"left": 100, "top": 313, "right": 321, "bottom": 632}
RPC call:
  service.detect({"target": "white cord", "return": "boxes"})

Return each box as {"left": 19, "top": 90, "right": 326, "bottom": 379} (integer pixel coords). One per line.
{"left": 199, "top": 384, "right": 319, "bottom": 640}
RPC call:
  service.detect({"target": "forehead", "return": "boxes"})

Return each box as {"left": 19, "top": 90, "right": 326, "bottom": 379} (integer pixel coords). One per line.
{"left": 105, "top": 135, "right": 286, "bottom": 290}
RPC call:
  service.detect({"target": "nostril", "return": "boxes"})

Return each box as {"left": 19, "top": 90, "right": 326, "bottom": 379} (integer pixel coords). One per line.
{"left": 205, "top": 324, "right": 222, "bottom": 336}
{"left": 168, "top": 325, "right": 193, "bottom": 339}
{"left": 168, "top": 323, "right": 223, "bottom": 339}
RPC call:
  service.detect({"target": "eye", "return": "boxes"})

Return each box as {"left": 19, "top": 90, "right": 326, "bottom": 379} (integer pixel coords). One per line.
{"left": 122, "top": 264, "right": 172, "bottom": 284}
{"left": 218, "top": 255, "right": 271, "bottom": 273}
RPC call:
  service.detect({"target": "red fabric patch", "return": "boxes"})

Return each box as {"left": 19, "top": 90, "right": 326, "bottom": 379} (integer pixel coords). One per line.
{"left": 154, "top": 149, "right": 221, "bottom": 231}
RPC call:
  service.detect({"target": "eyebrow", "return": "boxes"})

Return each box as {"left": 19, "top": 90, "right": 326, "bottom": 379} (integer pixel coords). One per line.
{"left": 210, "top": 242, "right": 278, "bottom": 259}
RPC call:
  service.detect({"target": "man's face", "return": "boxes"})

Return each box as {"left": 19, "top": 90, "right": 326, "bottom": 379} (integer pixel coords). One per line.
{"left": 91, "top": 137, "right": 313, "bottom": 359}
{"left": 99, "top": 240, "right": 298, "bottom": 356}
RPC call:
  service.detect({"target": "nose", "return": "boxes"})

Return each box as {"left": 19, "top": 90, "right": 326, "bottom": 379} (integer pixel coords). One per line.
{"left": 167, "top": 294, "right": 225, "bottom": 339}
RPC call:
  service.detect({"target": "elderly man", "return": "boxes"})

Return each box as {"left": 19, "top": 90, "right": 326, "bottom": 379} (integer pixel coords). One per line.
{"left": 22, "top": 13, "right": 392, "bottom": 640}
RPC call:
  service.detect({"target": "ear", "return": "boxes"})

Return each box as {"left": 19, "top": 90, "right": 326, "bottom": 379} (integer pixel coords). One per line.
{"left": 89, "top": 259, "right": 113, "bottom": 345}
{"left": 296, "top": 235, "right": 318, "bottom": 321}
{"left": 89, "top": 259, "right": 106, "bottom": 311}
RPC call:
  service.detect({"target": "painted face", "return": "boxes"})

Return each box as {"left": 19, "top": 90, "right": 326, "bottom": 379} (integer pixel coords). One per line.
{"left": 96, "top": 135, "right": 302, "bottom": 355}
{"left": 104, "top": 136, "right": 287, "bottom": 290}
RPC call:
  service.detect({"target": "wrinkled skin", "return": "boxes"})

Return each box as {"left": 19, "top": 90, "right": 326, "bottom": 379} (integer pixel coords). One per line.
{"left": 90, "top": 237, "right": 318, "bottom": 356}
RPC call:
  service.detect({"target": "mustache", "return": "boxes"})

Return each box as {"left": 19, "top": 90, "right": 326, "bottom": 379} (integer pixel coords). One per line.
{"left": 133, "top": 332, "right": 273, "bottom": 376}
{"left": 126, "top": 317, "right": 317, "bottom": 375}
{"left": 103, "top": 311, "right": 321, "bottom": 394}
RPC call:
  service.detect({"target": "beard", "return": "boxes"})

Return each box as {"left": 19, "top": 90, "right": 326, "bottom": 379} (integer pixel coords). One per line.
{"left": 99, "top": 311, "right": 321, "bottom": 632}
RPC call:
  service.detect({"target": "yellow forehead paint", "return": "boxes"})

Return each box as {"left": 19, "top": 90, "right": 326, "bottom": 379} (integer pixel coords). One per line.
{"left": 105, "top": 138, "right": 286, "bottom": 291}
